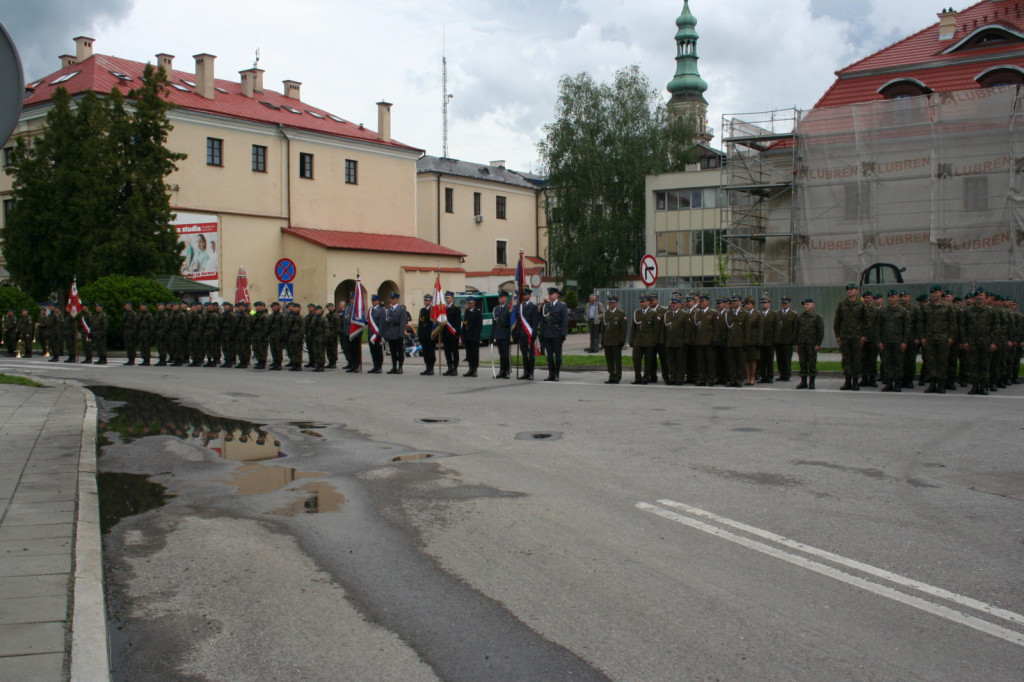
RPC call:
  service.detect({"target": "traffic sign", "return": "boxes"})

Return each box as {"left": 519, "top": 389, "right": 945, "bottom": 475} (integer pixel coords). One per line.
{"left": 278, "top": 283, "right": 294, "bottom": 301}
{"left": 275, "top": 258, "right": 296, "bottom": 283}
{"left": 640, "top": 254, "right": 658, "bottom": 287}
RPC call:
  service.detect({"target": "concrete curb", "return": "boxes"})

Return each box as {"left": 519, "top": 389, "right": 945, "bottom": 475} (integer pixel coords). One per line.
{"left": 69, "top": 385, "right": 111, "bottom": 682}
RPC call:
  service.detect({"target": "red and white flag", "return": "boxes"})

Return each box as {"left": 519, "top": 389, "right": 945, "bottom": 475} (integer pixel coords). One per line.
{"left": 66, "top": 279, "right": 89, "bottom": 337}
{"left": 348, "top": 276, "right": 367, "bottom": 341}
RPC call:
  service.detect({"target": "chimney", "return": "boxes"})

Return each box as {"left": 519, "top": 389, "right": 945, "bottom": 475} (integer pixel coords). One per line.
{"left": 73, "top": 36, "right": 94, "bottom": 63}
{"left": 938, "top": 8, "right": 958, "bottom": 40}
{"left": 283, "top": 80, "right": 302, "bottom": 100}
{"left": 193, "top": 53, "right": 216, "bottom": 99}
{"left": 377, "top": 101, "right": 392, "bottom": 142}
{"left": 239, "top": 68, "right": 264, "bottom": 98}
{"left": 60, "top": 55, "right": 76, "bottom": 69}
{"left": 490, "top": 160, "right": 506, "bottom": 168}
{"left": 156, "top": 53, "right": 174, "bottom": 77}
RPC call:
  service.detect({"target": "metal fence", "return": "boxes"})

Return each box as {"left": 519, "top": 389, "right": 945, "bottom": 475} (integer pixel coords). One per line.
{"left": 598, "top": 281, "right": 1024, "bottom": 348}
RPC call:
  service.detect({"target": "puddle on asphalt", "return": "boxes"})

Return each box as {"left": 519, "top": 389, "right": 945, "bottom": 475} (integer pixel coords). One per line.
{"left": 227, "top": 462, "right": 325, "bottom": 495}
{"left": 270, "top": 481, "right": 346, "bottom": 516}
{"left": 97, "top": 472, "right": 173, "bottom": 534}
{"left": 89, "top": 385, "right": 285, "bottom": 461}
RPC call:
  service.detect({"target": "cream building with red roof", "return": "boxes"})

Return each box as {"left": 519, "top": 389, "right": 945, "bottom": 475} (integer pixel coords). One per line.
{"left": 1, "top": 37, "right": 467, "bottom": 304}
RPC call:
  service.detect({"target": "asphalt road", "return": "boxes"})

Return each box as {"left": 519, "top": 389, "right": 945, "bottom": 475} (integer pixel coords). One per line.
{"left": 4, "top": 353, "right": 1024, "bottom": 681}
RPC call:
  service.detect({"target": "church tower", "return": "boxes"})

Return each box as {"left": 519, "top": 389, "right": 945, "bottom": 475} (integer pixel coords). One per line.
{"left": 667, "top": 0, "right": 711, "bottom": 142}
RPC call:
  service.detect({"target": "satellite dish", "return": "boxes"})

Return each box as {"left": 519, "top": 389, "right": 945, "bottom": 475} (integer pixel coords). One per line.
{"left": 0, "top": 22, "right": 24, "bottom": 145}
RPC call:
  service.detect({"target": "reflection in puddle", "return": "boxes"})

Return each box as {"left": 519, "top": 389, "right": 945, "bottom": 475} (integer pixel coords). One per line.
{"left": 271, "top": 481, "right": 345, "bottom": 516}
{"left": 89, "top": 385, "right": 284, "bottom": 461}
{"left": 228, "top": 462, "right": 324, "bottom": 496}
{"left": 98, "top": 472, "right": 173, "bottom": 533}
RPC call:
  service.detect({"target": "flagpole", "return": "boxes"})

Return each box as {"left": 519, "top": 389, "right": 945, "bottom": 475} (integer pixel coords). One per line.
{"left": 435, "top": 263, "right": 442, "bottom": 381}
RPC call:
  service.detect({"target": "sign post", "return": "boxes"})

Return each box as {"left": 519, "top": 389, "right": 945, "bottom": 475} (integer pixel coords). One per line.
{"left": 639, "top": 254, "right": 658, "bottom": 288}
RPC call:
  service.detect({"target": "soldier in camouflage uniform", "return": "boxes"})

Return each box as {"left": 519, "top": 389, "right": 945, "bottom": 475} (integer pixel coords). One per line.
{"left": 251, "top": 301, "right": 269, "bottom": 369}
{"left": 324, "top": 302, "right": 340, "bottom": 369}
{"left": 122, "top": 302, "right": 138, "bottom": 365}
{"left": 203, "top": 302, "right": 221, "bottom": 367}
{"left": 795, "top": 298, "right": 823, "bottom": 389}
{"left": 961, "top": 290, "right": 997, "bottom": 395}
{"left": 154, "top": 302, "right": 169, "bottom": 366}
{"left": 306, "top": 305, "right": 327, "bottom": 372}
{"left": 875, "top": 290, "right": 910, "bottom": 392}
{"left": 136, "top": 302, "right": 154, "bottom": 366}
{"left": 267, "top": 301, "right": 285, "bottom": 370}
{"left": 919, "top": 285, "right": 957, "bottom": 393}
{"left": 235, "top": 302, "right": 252, "bottom": 368}
{"left": 188, "top": 302, "right": 205, "bottom": 366}
{"left": 172, "top": 302, "right": 190, "bottom": 366}
{"left": 218, "top": 302, "right": 236, "bottom": 368}
{"left": 833, "top": 283, "right": 868, "bottom": 390}
{"left": 286, "top": 302, "right": 305, "bottom": 370}
{"left": 47, "top": 303, "right": 64, "bottom": 362}
{"left": 859, "top": 292, "right": 879, "bottom": 387}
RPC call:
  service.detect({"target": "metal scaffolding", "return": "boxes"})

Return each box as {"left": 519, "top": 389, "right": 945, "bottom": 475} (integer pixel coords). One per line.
{"left": 720, "top": 108, "right": 800, "bottom": 284}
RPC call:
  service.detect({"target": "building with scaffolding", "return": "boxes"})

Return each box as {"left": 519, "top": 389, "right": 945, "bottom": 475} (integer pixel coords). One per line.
{"left": 653, "top": 0, "right": 1024, "bottom": 287}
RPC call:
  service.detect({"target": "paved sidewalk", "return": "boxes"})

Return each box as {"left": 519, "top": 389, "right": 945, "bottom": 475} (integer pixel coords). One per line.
{"left": 0, "top": 380, "right": 107, "bottom": 682}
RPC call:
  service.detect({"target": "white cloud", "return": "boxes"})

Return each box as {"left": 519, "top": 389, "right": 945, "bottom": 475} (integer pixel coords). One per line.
{"left": 6, "top": 0, "right": 955, "bottom": 170}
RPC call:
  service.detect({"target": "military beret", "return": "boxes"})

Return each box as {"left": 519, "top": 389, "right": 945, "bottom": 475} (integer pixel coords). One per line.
{"left": 306, "top": 302, "right": 315, "bottom": 307}
{"left": 271, "top": 301, "right": 281, "bottom": 306}
{"left": 862, "top": 291, "right": 873, "bottom": 298}
{"left": 802, "top": 298, "right": 814, "bottom": 304}
{"left": 139, "top": 302, "right": 148, "bottom": 307}
{"left": 608, "top": 295, "right": 618, "bottom": 302}
{"left": 254, "top": 301, "right": 264, "bottom": 307}
{"left": 944, "top": 290, "right": 953, "bottom": 296}
{"left": 390, "top": 292, "right": 400, "bottom": 299}
{"left": 929, "top": 285, "right": 942, "bottom": 293}
{"left": 371, "top": 294, "right": 381, "bottom": 301}
{"left": 899, "top": 290, "right": 909, "bottom": 296}
{"left": 94, "top": 302, "right": 104, "bottom": 307}
{"left": 315, "top": 305, "right": 323, "bottom": 310}
{"left": 326, "top": 302, "right": 335, "bottom": 307}
{"left": 846, "top": 283, "right": 858, "bottom": 290}
{"left": 887, "top": 289, "right": 898, "bottom": 296}
{"left": 20, "top": 306, "right": 29, "bottom": 311}
{"left": 953, "top": 297, "right": 962, "bottom": 303}
{"left": 423, "top": 294, "right": 432, "bottom": 300}
{"left": 781, "top": 297, "right": 791, "bottom": 303}
{"left": 916, "top": 294, "right": 928, "bottom": 302}
{"left": 522, "top": 288, "right": 532, "bottom": 295}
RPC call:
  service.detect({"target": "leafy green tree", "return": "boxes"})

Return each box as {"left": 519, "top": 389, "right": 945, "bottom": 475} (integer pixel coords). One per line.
{"left": 0, "top": 286, "right": 39, "bottom": 318}
{"left": 2, "top": 64, "right": 185, "bottom": 301}
{"left": 538, "top": 66, "right": 694, "bottom": 294}
{"left": 79, "top": 274, "right": 174, "bottom": 347}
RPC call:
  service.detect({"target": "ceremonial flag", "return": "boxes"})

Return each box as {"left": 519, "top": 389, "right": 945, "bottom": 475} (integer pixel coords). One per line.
{"left": 429, "top": 273, "right": 445, "bottom": 323}
{"left": 67, "top": 278, "right": 89, "bottom": 337}
{"left": 513, "top": 252, "right": 533, "bottom": 346}
{"left": 348, "top": 276, "right": 367, "bottom": 341}
{"left": 510, "top": 251, "right": 524, "bottom": 330}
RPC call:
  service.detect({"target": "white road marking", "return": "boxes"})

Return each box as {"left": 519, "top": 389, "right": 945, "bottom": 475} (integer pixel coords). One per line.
{"left": 636, "top": 501, "right": 1024, "bottom": 648}
{"left": 656, "top": 499, "right": 1024, "bottom": 629}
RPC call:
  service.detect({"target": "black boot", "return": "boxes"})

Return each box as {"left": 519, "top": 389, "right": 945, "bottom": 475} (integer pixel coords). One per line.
{"left": 796, "top": 378, "right": 808, "bottom": 389}
{"left": 881, "top": 381, "right": 894, "bottom": 392}
{"left": 808, "top": 377, "right": 815, "bottom": 390}
{"left": 840, "top": 377, "right": 853, "bottom": 390}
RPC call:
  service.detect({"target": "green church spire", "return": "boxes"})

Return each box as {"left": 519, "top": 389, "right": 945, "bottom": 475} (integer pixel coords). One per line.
{"left": 667, "top": 0, "right": 709, "bottom": 97}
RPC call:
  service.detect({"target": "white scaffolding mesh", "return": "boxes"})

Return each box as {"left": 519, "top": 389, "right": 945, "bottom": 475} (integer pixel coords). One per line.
{"left": 795, "top": 86, "right": 1024, "bottom": 284}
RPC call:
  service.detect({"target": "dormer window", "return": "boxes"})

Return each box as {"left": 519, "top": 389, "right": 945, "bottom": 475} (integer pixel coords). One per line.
{"left": 975, "top": 65, "right": 1024, "bottom": 89}
{"left": 878, "top": 78, "right": 932, "bottom": 100}
{"left": 943, "top": 26, "right": 1024, "bottom": 54}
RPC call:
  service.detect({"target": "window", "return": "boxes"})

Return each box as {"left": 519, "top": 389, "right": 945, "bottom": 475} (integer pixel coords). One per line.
{"left": 345, "top": 159, "right": 357, "bottom": 184}
{"left": 700, "top": 156, "right": 721, "bottom": 170}
{"left": 299, "top": 152, "right": 314, "bottom": 179}
{"left": 444, "top": 187, "right": 454, "bottom": 213}
{"left": 206, "top": 137, "right": 223, "bottom": 167}
{"left": 2, "top": 147, "right": 12, "bottom": 167}
{"left": 844, "top": 184, "right": 871, "bottom": 220}
{"left": 496, "top": 195, "right": 507, "bottom": 219}
{"left": 655, "top": 189, "right": 714, "bottom": 211}
{"left": 964, "top": 176, "right": 988, "bottom": 212}
{"left": 656, "top": 232, "right": 683, "bottom": 256}
{"left": 3, "top": 199, "right": 14, "bottom": 225}
{"left": 473, "top": 192, "right": 481, "bottom": 216}
{"left": 252, "top": 145, "right": 266, "bottom": 173}
{"left": 694, "top": 229, "right": 723, "bottom": 255}
{"left": 976, "top": 67, "right": 1024, "bottom": 89}
{"left": 496, "top": 240, "right": 508, "bottom": 265}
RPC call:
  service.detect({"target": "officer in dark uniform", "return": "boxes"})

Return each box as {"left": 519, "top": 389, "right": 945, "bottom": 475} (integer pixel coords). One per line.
{"left": 91, "top": 302, "right": 109, "bottom": 364}
{"left": 775, "top": 297, "right": 797, "bottom": 381}
{"left": 324, "top": 302, "right": 339, "bottom": 369}
{"left": 418, "top": 294, "right": 437, "bottom": 375}
{"left": 514, "top": 288, "right": 539, "bottom": 380}
{"left": 461, "top": 296, "right": 483, "bottom": 377}
{"left": 492, "top": 290, "right": 512, "bottom": 379}
{"left": 796, "top": 298, "right": 823, "bottom": 389}
{"left": 384, "top": 292, "right": 407, "bottom": 374}
{"left": 601, "top": 295, "right": 627, "bottom": 384}
{"left": 441, "top": 291, "right": 461, "bottom": 376}
{"left": 539, "top": 287, "right": 569, "bottom": 381}
{"left": 367, "top": 295, "right": 386, "bottom": 373}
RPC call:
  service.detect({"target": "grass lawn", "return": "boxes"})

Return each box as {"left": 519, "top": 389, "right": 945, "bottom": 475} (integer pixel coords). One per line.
{"left": 0, "top": 373, "right": 46, "bottom": 387}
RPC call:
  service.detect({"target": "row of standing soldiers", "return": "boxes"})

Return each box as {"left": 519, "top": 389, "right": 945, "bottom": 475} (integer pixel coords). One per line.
{"left": 834, "top": 285, "right": 1023, "bottom": 394}
{"left": 600, "top": 292, "right": 824, "bottom": 387}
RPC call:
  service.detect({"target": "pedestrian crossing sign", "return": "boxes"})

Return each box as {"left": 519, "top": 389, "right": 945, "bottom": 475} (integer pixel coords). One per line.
{"left": 278, "top": 283, "right": 294, "bottom": 301}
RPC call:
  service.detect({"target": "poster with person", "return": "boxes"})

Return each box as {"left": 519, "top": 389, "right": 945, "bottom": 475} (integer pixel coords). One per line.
{"left": 174, "top": 212, "right": 220, "bottom": 286}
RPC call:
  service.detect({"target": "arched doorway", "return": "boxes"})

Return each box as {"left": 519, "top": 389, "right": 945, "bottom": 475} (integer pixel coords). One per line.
{"left": 335, "top": 279, "right": 367, "bottom": 307}
{"left": 376, "top": 280, "right": 399, "bottom": 301}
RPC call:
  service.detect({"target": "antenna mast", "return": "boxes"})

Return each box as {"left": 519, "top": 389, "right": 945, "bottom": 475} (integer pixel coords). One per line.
{"left": 442, "top": 29, "right": 453, "bottom": 158}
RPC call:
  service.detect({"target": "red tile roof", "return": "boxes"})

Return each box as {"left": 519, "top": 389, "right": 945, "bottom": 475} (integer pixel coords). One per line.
{"left": 282, "top": 227, "right": 465, "bottom": 257}
{"left": 464, "top": 266, "right": 544, "bottom": 278}
{"left": 815, "top": 0, "right": 1024, "bottom": 108}
{"left": 23, "top": 53, "right": 422, "bottom": 153}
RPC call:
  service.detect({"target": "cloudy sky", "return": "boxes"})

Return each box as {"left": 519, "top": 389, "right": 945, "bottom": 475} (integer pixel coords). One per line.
{"left": 4, "top": 0, "right": 953, "bottom": 171}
